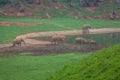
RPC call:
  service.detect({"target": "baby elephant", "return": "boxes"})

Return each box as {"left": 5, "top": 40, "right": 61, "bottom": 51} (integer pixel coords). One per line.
{"left": 75, "top": 37, "right": 88, "bottom": 44}
{"left": 12, "top": 38, "right": 26, "bottom": 47}
{"left": 88, "top": 39, "right": 96, "bottom": 44}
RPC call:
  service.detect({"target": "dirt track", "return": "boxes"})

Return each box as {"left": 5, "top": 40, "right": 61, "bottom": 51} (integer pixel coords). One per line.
{"left": 0, "top": 28, "right": 120, "bottom": 56}
{"left": 17, "top": 28, "right": 120, "bottom": 39}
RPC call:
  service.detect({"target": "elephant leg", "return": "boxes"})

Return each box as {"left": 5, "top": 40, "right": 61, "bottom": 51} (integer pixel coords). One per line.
{"left": 19, "top": 42, "right": 21, "bottom": 46}
{"left": 13, "top": 42, "right": 15, "bottom": 47}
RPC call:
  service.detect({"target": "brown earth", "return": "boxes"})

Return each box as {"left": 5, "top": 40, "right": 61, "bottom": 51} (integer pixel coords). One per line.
{"left": 0, "top": 43, "right": 105, "bottom": 56}
{"left": 85, "top": 7, "right": 95, "bottom": 12}
{"left": 0, "top": 21, "right": 43, "bottom": 27}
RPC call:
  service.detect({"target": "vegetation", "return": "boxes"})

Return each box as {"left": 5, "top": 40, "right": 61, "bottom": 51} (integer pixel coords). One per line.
{"left": 0, "top": 0, "right": 103, "bottom": 6}
{"left": 0, "top": 0, "right": 119, "bottom": 18}
{"left": 47, "top": 44, "right": 120, "bottom": 80}
{"left": 0, "top": 0, "right": 8, "bottom": 6}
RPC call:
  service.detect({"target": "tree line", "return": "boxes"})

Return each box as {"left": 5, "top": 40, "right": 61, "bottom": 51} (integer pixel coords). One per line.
{"left": 0, "top": 0, "right": 120, "bottom": 8}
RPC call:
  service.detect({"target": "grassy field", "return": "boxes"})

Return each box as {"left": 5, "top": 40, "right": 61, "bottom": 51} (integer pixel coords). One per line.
{"left": 47, "top": 44, "right": 120, "bottom": 80}
{"left": 0, "top": 44, "right": 120, "bottom": 80}
{"left": 0, "top": 17, "right": 120, "bottom": 80}
{"left": 0, "top": 53, "right": 91, "bottom": 80}
{"left": 0, "top": 17, "right": 120, "bottom": 43}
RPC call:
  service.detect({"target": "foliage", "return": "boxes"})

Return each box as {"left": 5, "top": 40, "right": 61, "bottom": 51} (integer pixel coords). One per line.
{"left": 80, "top": 0, "right": 104, "bottom": 7}
{"left": 0, "top": 0, "right": 118, "bottom": 18}
{"left": 0, "top": 0, "right": 111, "bottom": 7}
{"left": 0, "top": 0, "right": 8, "bottom": 6}
{"left": 116, "top": 0, "right": 120, "bottom": 9}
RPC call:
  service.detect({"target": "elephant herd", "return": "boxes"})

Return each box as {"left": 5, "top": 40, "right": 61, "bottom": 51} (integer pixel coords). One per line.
{"left": 12, "top": 24, "right": 92, "bottom": 47}
{"left": 12, "top": 35, "right": 96, "bottom": 47}
{"left": 51, "top": 34, "right": 96, "bottom": 45}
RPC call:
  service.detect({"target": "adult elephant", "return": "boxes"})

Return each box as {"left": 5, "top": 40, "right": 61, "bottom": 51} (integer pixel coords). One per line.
{"left": 82, "top": 24, "right": 91, "bottom": 34}
{"left": 12, "top": 38, "right": 26, "bottom": 47}
{"left": 51, "top": 34, "right": 66, "bottom": 44}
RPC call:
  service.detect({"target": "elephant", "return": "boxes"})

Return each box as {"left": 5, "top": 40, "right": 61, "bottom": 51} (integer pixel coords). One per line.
{"left": 12, "top": 38, "right": 26, "bottom": 47}
{"left": 82, "top": 24, "right": 91, "bottom": 34}
{"left": 51, "top": 34, "right": 66, "bottom": 44}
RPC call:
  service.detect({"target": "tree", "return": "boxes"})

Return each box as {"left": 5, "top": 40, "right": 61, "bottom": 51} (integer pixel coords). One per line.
{"left": 116, "top": 0, "right": 120, "bottom": 9}
{"left": 9, "top": 0, "right": 19, "bottom": 6}
{"left": 0, "top": 0, "right": 9, "bottom": 6}
{"left": 80, "top": 0, "right": 103, "bottom": 7}
{"left": 34, "top": 0, "right": 40, "bottom": 4}
{"left": 24, "top": 0, "right": 33, "bottom": 4}
{"left": 80, "top": 0, "right": 90, "bottom": 7}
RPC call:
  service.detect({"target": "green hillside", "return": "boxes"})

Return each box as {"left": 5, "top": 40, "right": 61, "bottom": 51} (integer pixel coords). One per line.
{"left": 47, "top": 44, "right": 120, "bottom": 80}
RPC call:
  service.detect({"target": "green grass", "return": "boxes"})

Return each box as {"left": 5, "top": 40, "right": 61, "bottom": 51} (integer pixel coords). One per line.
{"left": 0, "top": 17, "right": 120, "bottom": 43}
{"left": 47, "top": 44, "right": 120, "bottom": 80}
{"left": 0, "top": 53, "right": 91, "bottom": 80}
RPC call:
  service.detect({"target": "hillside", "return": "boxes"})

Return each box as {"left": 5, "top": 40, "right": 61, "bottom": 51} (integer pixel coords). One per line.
{"left": 0, "top": 0, "right": 120, "bottom": 18}
{"left": 47, "top": 44, "right": 120, "bottom": 80}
